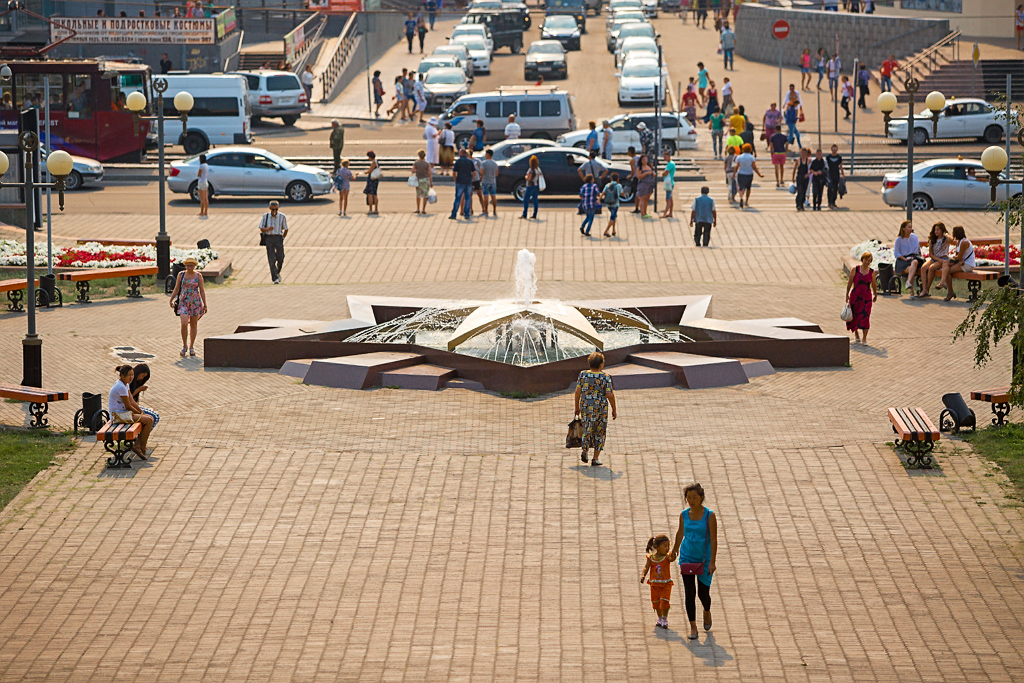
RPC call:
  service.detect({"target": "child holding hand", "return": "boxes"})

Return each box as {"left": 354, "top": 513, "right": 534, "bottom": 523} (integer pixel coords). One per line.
{"left": 640, "top": 534, "right": 674, "bottom": 629}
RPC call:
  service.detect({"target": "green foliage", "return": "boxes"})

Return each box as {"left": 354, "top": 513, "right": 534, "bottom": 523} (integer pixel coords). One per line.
{"left": 962, "top": 423, "right": 1024, "bottom": 501}
{"left": 953, "top": 285, "right": 1024, "bottom": 408}
{"left": 0, "top": 429, "right": 77, "bottom": 511}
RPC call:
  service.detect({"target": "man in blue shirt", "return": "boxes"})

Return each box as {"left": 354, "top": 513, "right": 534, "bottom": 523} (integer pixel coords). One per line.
{"left": 585, "top": 121, "right": 598, "bottom": 153}
{"left": 404, "top": 13, "right": 417, "bottom": 53}
{"left": 720, "top": 24, "right": 736, "bottom": 71}
{"left": 689, "top": 186, "right": 717, "bottom": 247}
{"left": 472, "top": 119, "right": 486, "bottom": 151}
{"left": 450, "top": 148, "right": 475, "bottom": 220}
{"left": 426, "top": 0, "right": 437, "bottom": 29}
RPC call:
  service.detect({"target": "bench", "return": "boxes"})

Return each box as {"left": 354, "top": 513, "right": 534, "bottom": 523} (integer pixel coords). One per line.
{"left": 0, "top": 382, "right": 69, "bottom": 428}
{"left": 970, "top": 386, "right": 1012, "bottom": 427}
{"left": 76, "top": 238, "right": 161, "bottom": 247}
{"left": 951, "top": 269, "right": 998, "bottom": 302}
{"left": 888, "top": 407, "right": 940, "bottom": 468}
{"left": 0, "top": 278, "right": 38, "bottom": 312}
{"left": 58, "top": 265, "right": 158, "bottom": 303}
{"left": 96, "top": 419, "right": 143, "bottom": 469}
{"left": 972, "top": 237, "right": 1002, "bottom": 247}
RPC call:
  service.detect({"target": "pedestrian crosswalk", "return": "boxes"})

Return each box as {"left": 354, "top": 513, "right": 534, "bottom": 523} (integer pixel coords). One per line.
{"left": 674, "top": 177, "right": 808, "bottom": 212}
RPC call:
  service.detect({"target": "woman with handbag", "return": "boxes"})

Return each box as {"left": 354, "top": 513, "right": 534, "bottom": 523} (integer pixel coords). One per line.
{"left": 573, "top": 352, "right": 617, "bottom": 468}
{"left": 521, "top": 155, "right": 543, "bottom": 220}
{"left": 364, "top": 151, "right": 381, "bottom": 215}
{"left": 845, "top": 251, "right": 877, "bottom": 345}
{"left": 168, "top": 256, "right": 207, "bottom": 357}
{"left": 669, "top": 482, "right": 718, "bottom": 640}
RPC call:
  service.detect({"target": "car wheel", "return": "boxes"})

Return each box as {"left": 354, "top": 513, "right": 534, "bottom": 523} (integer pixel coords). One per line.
{"left": 188, "top": 181, "right": 201, "bottom": 203}
{"left": 182, "top": 132, "right": 207, "bottom": 155}
{"left": 454, "top": 133, "right": 472, "bottom": 148}
{"left": 512, "top": 180, "right": 527, "bottom": 202}
{"left": 252, "top": 116, "right": 262, "bottom": 124}
{"left": 983, "top": 125, "right": 1004, "bottom": 144}
{"left": 530, "top": 131, "right": 552, "bottom": 140}
{"left": 660, "top": 140, "right": 676, "bottom": 155}
{"left": 618, "top": 184, "right": 635, "bottom": 202}
{"left": 912, "top": 128, "right": 929, "bottom": 146}
{"left": 287, "top": 180, "right": 312, "bottom": 203}
{"left": 573, "top": 141, "right": 587, "bottom": 149}
{"left": 911, "top": 193, "right": 933, "bottom": 211}
{"left": 63, "top": 170, "right": 83, "bottom": 191}
{"left": 281, "top": 115, "right": 299, "bottom": 126}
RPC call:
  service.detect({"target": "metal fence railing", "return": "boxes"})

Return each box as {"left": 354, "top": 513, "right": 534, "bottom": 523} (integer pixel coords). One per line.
{"left": 319, "top": 13, "right": 359, "bottom": 103}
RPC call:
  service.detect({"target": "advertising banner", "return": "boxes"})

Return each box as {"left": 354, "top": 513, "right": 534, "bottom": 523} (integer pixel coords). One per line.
{"left": 50, "top": 17, "right": 216, "bottom": 44}
{"left": 327, "top": 0, "right": 363, "bottom": 12}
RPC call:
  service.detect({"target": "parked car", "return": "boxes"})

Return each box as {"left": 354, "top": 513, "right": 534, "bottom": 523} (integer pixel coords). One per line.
{"left": 606, "top": 7, "right": 646, "bottom": 31}
{"left": 540, "top": 14, "right": 582, "bottom": 50}
{"left": 451, "top": 23, "right": 494, "bottom": 54}
{"left": 545, "top": 0, "right": 587, "bottom": 32}
{"left": 557, "top": 111, "right": 696, "bottom": 153}
{"left": 473, "top": 138, "right": 560, "bottom": 160}
{"left": 496, "top": 146, "right": 634, "bottom": 200}
{"left": 422, "top": 68, "right": 470, "bottom": 111}
{"left": 525, "top": 40, "right": 569, "bottom": 80}
{"left": 884, "top": 97, "right": 1018, "bottom": 145}
{"left": 160, "top": 74, "right": 253, "bottom": 154}
{"left": 606, "top": 16, "right": 645, "bottom": 52}
{"left": 606, "top": 0, "right": 643, "bottom": 13}
{"left": 439, "top": 88, "right": 576, "bottom": 145}
{"left": 433, "top": 44, "right": 476, "bottom": 80}
{"left": 616, "top": 57, "right": 667, "bottom": 105}
{"left": 881, "top": 158, "right": 1022, "bottom": 211}
{"left": 640, "top": 0, "right": 657, "bottom": 18}
{"left": 451, "top": 35, "right": 492, "bottom": 74}
{"left": 41, "top": 145, "right": 103, "bottom": 191}
{"left": 615, "top": 35, "right": 659, "bottom": 68}
{"left": 659, "top": 0, "right": 680, "bottom": 10}
{"left": 417, "top": 54, "right": 461, "bottom": 80}
{"left": 230, "top": 70, "right": 305, "bottom": 126}
{"left": 168, "top": 147, "right": 332, "bottom": 203}
{"left": 612, "top": 21, "right": 656, "bottom": 54}
{"left": 462, "top": 8, "right": 528, "bottom": 52}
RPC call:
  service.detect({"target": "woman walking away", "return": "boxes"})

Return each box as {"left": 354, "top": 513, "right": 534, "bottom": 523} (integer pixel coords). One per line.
{"left": 364, "top": 151, "right": 380, "bottom": 214}
{"left": 128, "top": 364, "right": 160, "bottom": 430}
{"left": 521, "top": 155, "right": 542, "bottom": 219}
{"left": 793, "top": 147, "right": 810, "bottom": 211}
{"left": 574, "top": 352, "right": 617, "bottom": 467}
{"left": 109, "top": 365, "right": 155, "bottom": 460}
{"left": 413, "top": 149, "right": 432, "bottom": 214}
{"left": 579, "top": 173, "right": 599, "bottom": 236}
{"left": 669, "top": 482, "right": 718, "bottom": 641}
{"left": 893, "top": 220, "right": 923, "bottom": 296}
{"left": 636, "top": 154, "right": 656, "bottom": 218}
{"left": 196, "top": 153, "right": 209, "bottom": 218}
{"left": 168, "top": 256, "right": 207, "bottom": 357}
{"left": 601, "top": 172, "right": 621, "bottom": 237}
{"left": 845, "top": 251, "right": 877, "bottom": 344}
{"left": 939, "top": 225, "right": 975, "bottom": 301}
{"left": 417, "top": 16, "right": 428, "bottom": 53}
{"left": 918, "top": 222, "right": 948, "bottom": 298}
{"left": 641, "top": 534, "right": 674, "bottom": 630}
{"left": 334, "top": 158, "right": 354, "bottom": 216}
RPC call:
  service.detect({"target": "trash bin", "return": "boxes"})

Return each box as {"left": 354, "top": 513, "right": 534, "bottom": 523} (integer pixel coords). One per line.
{"left": 877, "top": 262, "right": 896, "bottom": 295}
{"left": 166, "top": 261, "right": 186, "bottom": 294}
{"left": 39, "top": 273, "right": 55, "bottom": 302}
{"left": 940, "top": 392, "right": 975, "bottom": 434}
{"left": 197, "top": 239, "right": 211, "bottom": 250}
{"left": 74, "top": 392, "right": 105, "bottom": 434}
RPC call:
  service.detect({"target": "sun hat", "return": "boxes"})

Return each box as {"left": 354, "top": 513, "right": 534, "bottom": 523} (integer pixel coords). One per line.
{"left": 636, "top": 122, "right": 647, "bottom": 130}
{"left": 428, "top": 116, "right": 438, "bottom": 125}
{"left": 183, "top": 256, "right": 198, "bottom": 266}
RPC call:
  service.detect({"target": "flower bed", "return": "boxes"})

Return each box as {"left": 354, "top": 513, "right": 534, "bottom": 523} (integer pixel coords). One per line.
{"left": 850, "top": 240, "right": 1021, "bottom": 268}
{"left": 0, "top": 240, "right": 219, "bottom": 269}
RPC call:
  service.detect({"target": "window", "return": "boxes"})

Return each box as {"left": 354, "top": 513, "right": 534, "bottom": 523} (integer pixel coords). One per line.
{"left": 961, "top": 103, "right": 986, "bottom": 116}
{"left": 923, "top": 166, "right": 964, "bottom": 180}
{"left": 610, "top": 118, "right": 628, "bottom": 131}
{"left": 449, "top": 101, "right": 477, "bottom": 116}
{"left": 660, "top": 116, "right": 678, "bottom": 130}
{"left": 519, "top": 100, "right": 540, "bottom": 117}
{"left": 66, "top": 74, "right": 93, "bottom": 119}
{"left": 209, "top": 153, "right": 243, "bottom": 167}
{"left": 242, "top": 75, "right": 261, "bottom": 91}
{"left": 166, "top": 97, "right": 239, "bottom": 117}
{"left": 900, "top": 0, "right": 961, "bottom": 13}
{"left": 540, "top": 100, "right": 561, "bottom": 117}
{"left": 14, "top": 74, "right": 63, "bottom": 114}
{"left": 485, "top": 101, "right": 502, "bottom": 118}
{"left": 266, "top": 75, "right": 301, "bottom": 92}
{"left": 245, "top": 153, "right": 279, "bottom": 170}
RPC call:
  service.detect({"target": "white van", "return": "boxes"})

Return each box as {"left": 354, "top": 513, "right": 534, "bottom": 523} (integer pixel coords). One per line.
{"left": 159, "top": 74, "right": 253, "bottom": 154}
{"left": 439, "top": 87, "right": 575, "bottom": 147}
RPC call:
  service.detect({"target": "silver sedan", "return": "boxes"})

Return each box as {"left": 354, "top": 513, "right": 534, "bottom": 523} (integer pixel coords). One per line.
{"left": 881, "top": 159, "right": 1022, "bottom": 211}
{"left": 168, "top": 147, "right": 332, "bottom": 203}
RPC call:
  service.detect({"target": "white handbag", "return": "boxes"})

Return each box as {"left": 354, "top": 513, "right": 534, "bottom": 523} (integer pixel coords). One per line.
{"left": 537, "top": 170, "right": 546, "bottom": 192}
{"left": 370, "top": 167, "right": 382, "bottom": 180}
{"left": 407, "top": 174, "right": 418, "bottom": 187}
{"left": 840, "top": 303, "right": 853, "bottom": 322}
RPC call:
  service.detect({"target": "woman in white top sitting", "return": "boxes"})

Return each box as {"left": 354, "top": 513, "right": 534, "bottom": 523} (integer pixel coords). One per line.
{"left": 109, "top": 364, "right": 155, "bottom": 460}
{"left": 939, "top": 225, "right": 974, "bottom": 301}
{"left": 892, "top": 220, "right": 923, "bottom": 296}
{"left": 918, "top": 222, "right": 948, "bottom": 298}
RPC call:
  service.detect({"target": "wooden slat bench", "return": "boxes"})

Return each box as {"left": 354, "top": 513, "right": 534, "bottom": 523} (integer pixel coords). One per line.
{"left": 0, "top": 382, "right": 69, "bottom": 428}
{"left": 76, "top": 238, "right": 161, "bottom": 247}
{"left": 888, "top": 407, "right": 940, "bottom": 468}
{"left": 96, "top": 420, "right": 144, "bottom": 469}
{"left": 970, "top": 386, "right": 1013, "bottom": 427}
{"left": 0, "top": 278, "right": 38, "bottom": 312}
{"left": 951, "top": 269, "right": 998, "bottom": 302}
{"left": 971, "top": 237, "right": 1002, "bottom": 247}
{"left": 58, "top": 265, "right": 158, "bottom": 303}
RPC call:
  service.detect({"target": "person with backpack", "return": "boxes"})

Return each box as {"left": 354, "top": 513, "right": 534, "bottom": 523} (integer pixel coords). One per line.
{"left": 600, "top": 172, "right": 621, "bottom": 238}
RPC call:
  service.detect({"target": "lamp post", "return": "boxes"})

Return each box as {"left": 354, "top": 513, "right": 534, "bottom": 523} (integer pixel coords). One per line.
{"left": 0, "top": 135, "right": 74, "bottom": 388}
{"left": 981, "top": 135, "right": 1024, "bottom": 276}
{"left": 877, "top": 82, "right": 945, "bottom": 222}
{"left": 125, "top": 79, "right": 194, "bottom": 282}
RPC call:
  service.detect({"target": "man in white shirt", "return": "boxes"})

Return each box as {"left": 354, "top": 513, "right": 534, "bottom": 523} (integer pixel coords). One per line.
{"left": 301, "top": 65, "right": 315, "bottom": 111}
{"left": 504, "top": 113, "right": 521, "bottom": 140}
{"left": 827, "top": 54, "right": 841, "bottom": 101}
{"left": 259, "top": 201, "right": 289, "bottom": 284}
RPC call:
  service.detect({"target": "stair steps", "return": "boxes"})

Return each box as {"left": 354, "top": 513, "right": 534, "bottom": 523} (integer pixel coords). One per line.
{"left": 627, "top": 351, "right": 749, "bottom": 389}
{"left": 381, "top": 364, "right": 457, "bottom": 391}
{"left": 603, "top": 363, "right": 676, "bottom": 390}
{"left": 303, "top": 352, "right": 426, "bottom": 389}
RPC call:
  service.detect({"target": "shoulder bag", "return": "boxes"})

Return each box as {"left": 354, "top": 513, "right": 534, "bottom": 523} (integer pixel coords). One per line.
{"left": 840, "top": 303, "right": 853, "bottom": 322}
{"left": 258, "top": 213, "right": 268, "bottom": 246}
{"left": 537, "top": 170, "right": 546, "bottom": 192}
{"left": 678, "top": 509, "right": 710, "bottom": 575}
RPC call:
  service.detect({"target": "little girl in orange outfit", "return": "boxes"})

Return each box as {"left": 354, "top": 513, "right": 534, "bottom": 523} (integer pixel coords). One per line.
{"left": 640, "top": 534, "right": 674, "bottom": 629}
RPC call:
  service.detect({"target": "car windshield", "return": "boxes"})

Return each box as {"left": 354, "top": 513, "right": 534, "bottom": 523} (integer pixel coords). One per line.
{"left": 266, "top": 75, "right": 301, "bottom": 91}
{"left": 622, "top": 62, "right": 660, "bottom": 78}
{"left": 619, "top": 25, "right": 654, "bottom": 38}
{"left": 529, "top": 43, "right": 564, "bottom": 54}
{"left": 614, "top": 11, "right": 645, "bottom": 20}
{"left": 472, "top": 0, "right": 501, "bottom": 7}
{"left": 547, "top": 0, "right": 583, "bottom": 7}
{"left": 612, "top": 19, "right": 641, "bottom": 32}
{"left": 454, "top": 27, "right": 483, "bottom": 37}
{"left": 455, "top": 36, "right": 487, "bottom": 50}
{"left": 545, "top": 15, "right": 577, "bottom": 28}
{"left": 426, "top": 70, "right": 466, "bottom": 85}
{"left": 254, "top": 150, "right": 294, "bottom": 170}
{"left": 435, "top": 46, "right": 466, "bottom": 56}
{"left": 610, "top": 0, "right": 642, "bottom": 8}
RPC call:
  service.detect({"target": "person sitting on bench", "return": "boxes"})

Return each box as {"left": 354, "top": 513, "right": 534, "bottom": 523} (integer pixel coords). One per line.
{"left": 128, "top": 363, "right": 160, "bottom": 430}
{"left": 938, "top": 225, "right": 974, "bottom": 302}
{"left": 917, "top": 222, "right": 948, "bottom": 299}
{"left": 109, "top": 364, "right": 155, "bottom": 460}
{"left": 893, "top": 219, "right": 923, "bottom": 296}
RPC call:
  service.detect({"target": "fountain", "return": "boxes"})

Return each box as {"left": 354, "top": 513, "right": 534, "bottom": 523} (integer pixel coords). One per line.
{"left": 205, "top": 250, "right": 849, "bottom": 395}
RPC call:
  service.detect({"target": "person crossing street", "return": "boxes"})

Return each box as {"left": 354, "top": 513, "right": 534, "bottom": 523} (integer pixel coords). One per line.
{"left": 258, "top": 201, "right": 288, "bottom": 284}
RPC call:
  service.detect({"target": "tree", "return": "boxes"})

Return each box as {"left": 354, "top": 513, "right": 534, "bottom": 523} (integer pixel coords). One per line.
{"left": 953, "top": 285, "right": 1024, "bottom": 408}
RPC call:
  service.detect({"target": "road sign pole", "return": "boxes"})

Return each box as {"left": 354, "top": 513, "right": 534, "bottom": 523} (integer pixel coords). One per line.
{"left": 778, "top": 42, "right": 782, "bottom": 109}
{"left": 772, "top": 20, "right": 790, "bottom": 109}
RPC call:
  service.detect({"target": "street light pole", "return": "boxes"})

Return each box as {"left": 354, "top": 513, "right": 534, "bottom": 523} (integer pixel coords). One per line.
{"left": 879, "top": 80, "right": 944, "bottom": 223}
{"left": 981, "top": 130, "right": 1024, "bottom": 274}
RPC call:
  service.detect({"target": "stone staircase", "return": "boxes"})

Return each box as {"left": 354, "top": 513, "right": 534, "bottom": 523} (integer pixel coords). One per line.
{"left": 893, "top": 60, "right": 1024, "bottom": 103}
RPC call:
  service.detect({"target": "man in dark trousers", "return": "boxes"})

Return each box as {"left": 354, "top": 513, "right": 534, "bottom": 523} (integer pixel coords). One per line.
{"left": 258, "top": 201, "right": 288, "bottom": 284}
{"left": 159, "top": 53, "right": 173, "bottom": 74}
{"left": 329, "top": 120, "right": 345, "bottom": 171}
{"left": 450, "top": 148, "right": 475, "bottom": 220}
{"left": 825, "top": 144, "right": 845, "bottom": 209}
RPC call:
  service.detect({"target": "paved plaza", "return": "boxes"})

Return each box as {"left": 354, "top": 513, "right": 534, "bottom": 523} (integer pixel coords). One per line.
{"left": 1, "top": 198, "right": 1023, "bottom": 682}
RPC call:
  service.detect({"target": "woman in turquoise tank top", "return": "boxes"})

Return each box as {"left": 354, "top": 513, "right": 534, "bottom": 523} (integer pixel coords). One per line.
{"left": 670, "top": 482, "right": 718, "bottom": 640}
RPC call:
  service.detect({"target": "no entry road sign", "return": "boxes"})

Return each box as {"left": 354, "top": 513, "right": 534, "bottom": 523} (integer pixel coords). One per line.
{"left": 772, "top": 20, "right": 790, "bottom": 40}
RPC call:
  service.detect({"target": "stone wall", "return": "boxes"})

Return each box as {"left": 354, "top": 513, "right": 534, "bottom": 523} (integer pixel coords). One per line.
{"left": 735, "top": 3, "right": 950, "bottom": 72}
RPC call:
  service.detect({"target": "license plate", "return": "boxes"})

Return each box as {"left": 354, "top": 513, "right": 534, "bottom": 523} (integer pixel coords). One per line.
{"left": 539, "top": 66, "right": 551, "bottom": 71}
{"left": 278, "top": 97, "right": 295, "bottom": 105}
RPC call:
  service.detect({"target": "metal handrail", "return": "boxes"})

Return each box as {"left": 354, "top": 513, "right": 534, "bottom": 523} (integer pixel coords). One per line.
{"left": 284, "top": 11, "right": 325, "bottom": 65}
{"left": 319, "top": 13, "right": 359, "bottom": 104}
{"left": 899, "top": 29, "right": 961, "bottom": 73}
{"left": 291, "top": 15, "right": 327, "bottom": 73}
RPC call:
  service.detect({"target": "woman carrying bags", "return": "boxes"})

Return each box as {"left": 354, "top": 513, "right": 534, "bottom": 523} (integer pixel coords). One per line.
{"left": 670, "top": 482, "right": 718, "bottom": 641}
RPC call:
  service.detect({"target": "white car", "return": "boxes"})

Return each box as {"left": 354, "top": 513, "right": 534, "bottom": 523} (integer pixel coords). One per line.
{"left": 606, "top": 16, "right": 644, "bottom": 52}
{"left": 451, "top": 24, "right": 494, "bottom": 54}
{"left": 417, "top": 54, "right": 461, "bottom": 80}
{"left": 881, "top": 158, "right": 1022, "bottom": 211}
{"left": 616, "top": 57, "right": 666, "bottom": 105}
{"left": 433, "top": 44, "right": 476, "bottom": 81}
{"left": 612, "top": 21, "right": 655, "bottom": 53}
{"left": 557, "top": 111, "right": 696, "bottom": 153}
{"left": 606, "top": 0, "right": 642, "bottom": 12}
{"left": 451, "top": 35, "right": 492, "bottom": 74}
{"left": 41, "top": 145, "right": 103, "bottom": 191}
{"left": 640, "top": 0, "right": 657, "bottom": 17}
{"left": 885, "top": 98, "right": 1018, "bottom": 145}
{"left": 168, "top": 147, "right": 332, "bottom": 203}
{"left": 615, "top": 35, "right": 658, "bottom": 68}
{"left": 606, "top": 8, "right": 645, "bottom": 31}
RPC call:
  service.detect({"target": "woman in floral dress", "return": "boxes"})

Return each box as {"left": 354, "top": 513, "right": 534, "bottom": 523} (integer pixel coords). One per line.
{"left": 845, "top": 251, "right": 877, "bottom": 345}
{"left": 574, "top": 352, "right": 618, "bottom": 468}
{"left": 168, "top": 256, "right": 207, "bottom": 357}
